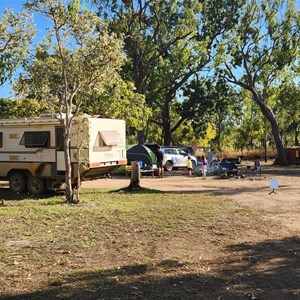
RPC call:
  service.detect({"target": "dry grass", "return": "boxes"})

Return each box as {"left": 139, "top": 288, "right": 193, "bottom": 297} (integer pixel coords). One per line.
{"left": 0, "top": 187, "right": 263, "bottom": 299}
{"left": 0, "top": 186, "right": 298, "bottom": 300}
{"left": 194, "top": 148, "right": 277, "bottom": 160}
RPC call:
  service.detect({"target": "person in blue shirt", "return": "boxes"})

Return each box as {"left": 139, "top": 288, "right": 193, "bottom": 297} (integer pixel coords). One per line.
{"left": 201, "top": 155, "right": 208, "bottom": 179}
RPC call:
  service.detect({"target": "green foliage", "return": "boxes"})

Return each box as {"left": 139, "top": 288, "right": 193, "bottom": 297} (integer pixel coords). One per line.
{"left": 0, "top": 98, "right": 13, "bottom": 118}
{"left": 216, "top": 0, "right": 299, "bottom": 89}
{"left": 17, "top": 2, "right": 124, "bottom": 116}
{"left": 0, "top": 97, "right": 48, "bottom": 119}
{"left": 16, "top": 0, "right": 127, "bottom": 202}
{"left": 183, "top": 77, "right": 243, "bottom": 150}
{"left": 215, "top": 0, "right": 299, "bottom": 164}
{"left": 0, "top": 8, "right": 35, "bottom": 86}
{"left": 233, "top": 91, "right": 265, "bottom": 151}
{"left": 81, "top": 80, "right": 151, "bottom": 133}
{"left": 275, "top": 82, "right": 300, "bottom": 145}
{"left": 96, "top": 0, "right": 210, "bottom": 144}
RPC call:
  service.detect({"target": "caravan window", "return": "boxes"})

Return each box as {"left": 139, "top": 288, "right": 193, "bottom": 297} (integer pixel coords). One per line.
{"left": 20, "top": 131, "right": 50, "bottom": 148}
{"left": 98, "top": 131, "right": 121, "bottom": 147}
{"left": 0, "top": 132, "right": 2, "bottom": 148}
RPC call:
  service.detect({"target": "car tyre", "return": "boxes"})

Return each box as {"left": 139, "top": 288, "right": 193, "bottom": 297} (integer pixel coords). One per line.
{"left": 165, "top": 160, "right": 173, "bottom": 171}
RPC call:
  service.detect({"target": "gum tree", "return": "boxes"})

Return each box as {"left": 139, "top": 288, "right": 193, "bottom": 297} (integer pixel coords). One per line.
{"left": 18, "top": 0, "right": 124, "bottom": 202}
{"left": 216, "top": 0, "right": 300, "bottom": 165}
{"left": 96, "top": 0, "right": 243, "bottom": 145}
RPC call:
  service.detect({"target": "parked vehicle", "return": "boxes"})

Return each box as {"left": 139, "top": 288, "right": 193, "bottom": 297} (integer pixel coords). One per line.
{"left": 221, "top": 157, "right": 242, "bottom": 164}
{"left": 0, "top": 114, "right": 127, "bottom": 194}
{"left": 161, "top": 147, "right": 197, "bottom": 171}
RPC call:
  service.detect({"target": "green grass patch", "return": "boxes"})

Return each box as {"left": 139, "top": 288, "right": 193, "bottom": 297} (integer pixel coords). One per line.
{"left": 0, "top": 187, "right": 264, "bottom": 299}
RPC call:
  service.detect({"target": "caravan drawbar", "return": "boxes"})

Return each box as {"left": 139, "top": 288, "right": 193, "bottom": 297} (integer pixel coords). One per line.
{"left": 0, "top": 115, "right": 127, "bottom": 194}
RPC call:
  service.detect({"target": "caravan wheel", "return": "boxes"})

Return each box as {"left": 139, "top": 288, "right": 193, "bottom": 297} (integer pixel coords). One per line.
{"left": 27, "top": 177, "right": 45, "bottom": 195}
{"left": 9, "top": 173, "right": 27, "bottom": 193}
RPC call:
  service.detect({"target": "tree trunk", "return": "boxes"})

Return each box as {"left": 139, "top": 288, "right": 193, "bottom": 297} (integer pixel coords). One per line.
{"left": 252, "top": 91, "right": 288, "bottom": 165}
{"left": 127, "top": 161, "right": 141, "bottom": 190}
{"left": 264, "top": 117, "right": 268, "bottom": 162}
{"left": 137, "top": 130, "right": 145, "bottom": 144}
{"left": 163, "top": 99, "right": 172, "bottom": 146}
{"left": 294, "top": 124, "right": 299, "bottom": 146}
{"left": 75, "top": 163, "right": 81, "bottom": 203}
{"left": 63, "top": 120, "right": 74, "bottom": 202}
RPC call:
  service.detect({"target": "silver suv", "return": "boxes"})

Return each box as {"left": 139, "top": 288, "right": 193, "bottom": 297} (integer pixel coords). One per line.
{"left": 161, "top": 148, "right": 197, "bottom": 171}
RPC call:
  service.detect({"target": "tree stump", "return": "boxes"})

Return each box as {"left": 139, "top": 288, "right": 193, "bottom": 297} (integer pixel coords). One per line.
{"left": 127, "top": 161, "right": 141, "bottom": 190}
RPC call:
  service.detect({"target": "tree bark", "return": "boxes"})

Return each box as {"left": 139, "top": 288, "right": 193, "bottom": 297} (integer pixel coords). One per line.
{"left": 137, "top": 130, "right": 145, "bottom": 144}
{"left": 251, "top": 90, "right": 288, "bottom": 165}
{"left": 128, "top": 161, "right": 141, "bottom": 190}
{"left": 163, "top": 97, "right": 171, "bottom": 146}
{"left": 63, "top": 119, "right": 74, "bottom": 202}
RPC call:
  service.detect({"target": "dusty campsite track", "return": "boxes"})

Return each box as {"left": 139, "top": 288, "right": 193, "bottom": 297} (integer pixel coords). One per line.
{"left": 82, "top": 163, "right": 300, "bottom": 234}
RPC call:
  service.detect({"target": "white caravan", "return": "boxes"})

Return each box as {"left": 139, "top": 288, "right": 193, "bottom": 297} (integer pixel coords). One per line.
{"left": 0, "top": 115, "right": 127, "bottom": 194}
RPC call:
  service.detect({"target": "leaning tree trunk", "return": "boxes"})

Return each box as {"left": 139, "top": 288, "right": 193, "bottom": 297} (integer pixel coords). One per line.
{"left": 252, "top": 92, "right": 288, "bottom": 166}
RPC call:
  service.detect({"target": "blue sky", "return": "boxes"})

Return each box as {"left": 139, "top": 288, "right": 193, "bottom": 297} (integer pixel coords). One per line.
{"left": 0, "top": 0, "right": 96, "bottom": 99}
{"left": 1, "top": 0, "right": 300, "bottom": 99}
{"left": 0, "top": 0, "right": 50, "bottom": 98}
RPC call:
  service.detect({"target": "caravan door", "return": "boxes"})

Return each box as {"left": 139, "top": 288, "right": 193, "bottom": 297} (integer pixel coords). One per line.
{"left": 55, "top": 127, "right": 65, "bottom": 175}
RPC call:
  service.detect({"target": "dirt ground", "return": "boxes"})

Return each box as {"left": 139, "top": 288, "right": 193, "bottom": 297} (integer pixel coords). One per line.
{"left": 1, "top": 161, "right": 299, "bottom": 299}
{"left": 83, "top": 161, "right": 300, "bottom": 234}
{"left": 81, "top": 161, "right": 300, "bottom": 299}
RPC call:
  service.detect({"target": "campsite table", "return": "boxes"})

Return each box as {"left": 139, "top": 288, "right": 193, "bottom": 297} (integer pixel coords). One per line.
{"left": 126, "top": 168, "right": 156, "bottom": 178}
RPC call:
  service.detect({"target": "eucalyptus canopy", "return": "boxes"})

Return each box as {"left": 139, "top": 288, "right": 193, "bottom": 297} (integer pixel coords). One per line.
{"left": 215, "top": 0, "right": 300, "bottom": 165}
{"left": 0, "top": 8, "right": 34, "bottom": 86}
{"left": 17, "top": 0, "right": 125, "bottom": 202}
{"left": 95, "top": 0, "right": 243, "bottom": 145}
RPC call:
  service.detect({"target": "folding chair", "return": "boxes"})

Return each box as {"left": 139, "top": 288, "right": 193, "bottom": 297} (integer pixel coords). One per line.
{"left": 251, "top": 160, "right": 261, "bottom": 176}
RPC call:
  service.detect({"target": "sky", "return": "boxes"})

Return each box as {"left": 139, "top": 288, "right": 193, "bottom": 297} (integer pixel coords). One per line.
{"left": 1, "top": 0, "right": 300, "bottom": 99}
{"left": 0, "top": 0, "right": 50, "bottom": 98}
{"left": 0, "top": 0, "right": 96, "bottom": 99}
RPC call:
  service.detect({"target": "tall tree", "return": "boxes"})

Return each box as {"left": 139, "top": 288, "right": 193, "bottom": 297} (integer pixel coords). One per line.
{"left": 183, "top": 77, "right": 243, "bottom": 150}
{"left": 18, "top": 0, "right": 124, "bottom": 202}
{"left": 0, "top": 8, "right": 34, "bottom": 86}
{"left": 215, "top": 0, "right": 299, "bottom": 165}
{"left": 275, "top": 82, "right": 300, "bottom": 146}
{"left": 96, "top": 0, "right": 242, "bottom": 145}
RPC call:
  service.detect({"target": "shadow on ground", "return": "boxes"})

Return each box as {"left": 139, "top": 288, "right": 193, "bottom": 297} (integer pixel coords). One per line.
{"left": 0, "top": 187, "right": 60, "bottom": 201}
{"left": 2, "top": 237, "right": 299, "bottom": 300}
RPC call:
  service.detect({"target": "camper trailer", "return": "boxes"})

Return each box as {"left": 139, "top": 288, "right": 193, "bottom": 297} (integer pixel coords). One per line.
{"left": 0, "top": 115, "right": 127, "bottom": 194}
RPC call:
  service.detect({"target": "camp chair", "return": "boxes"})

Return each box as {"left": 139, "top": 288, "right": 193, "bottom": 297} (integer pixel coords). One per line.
{"left": 251, "top": 160, "right": 261, "bottom": 176}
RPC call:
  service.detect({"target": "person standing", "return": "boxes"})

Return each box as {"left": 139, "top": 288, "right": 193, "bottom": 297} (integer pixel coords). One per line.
{"left": 156, "top": 146, "right": 164, "bottom": 178}
{"left": 201, "top": 155, "right": 208, "bottom": 179}
{"left": 187, "top": 156, "right": 193, "bottom": 177}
